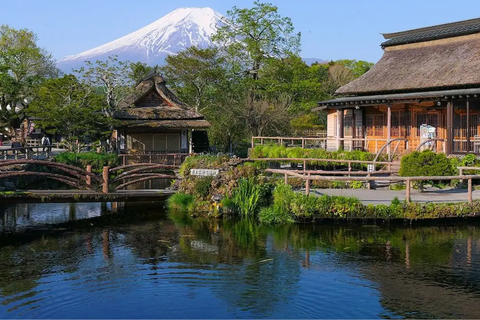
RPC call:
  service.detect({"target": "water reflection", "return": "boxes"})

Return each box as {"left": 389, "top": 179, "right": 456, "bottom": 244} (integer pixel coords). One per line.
{"left": 1, "top": 202, "right": 480, "bottom": 318}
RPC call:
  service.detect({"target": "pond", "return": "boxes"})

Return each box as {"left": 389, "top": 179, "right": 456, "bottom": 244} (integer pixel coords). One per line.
{"left": 1, "top": 201, "right": 480, "bottom": 318}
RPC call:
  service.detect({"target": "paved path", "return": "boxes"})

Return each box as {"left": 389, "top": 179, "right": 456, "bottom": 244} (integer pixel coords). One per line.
{"left": 308, "top": 187, "right": 480, "bottom": 205}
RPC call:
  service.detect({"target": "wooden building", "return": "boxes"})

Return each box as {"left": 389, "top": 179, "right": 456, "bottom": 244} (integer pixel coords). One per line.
{"left": 317, "top": 18, "right": 480, "bottom": 155}
{"left": 114, "top": 73, "right": 210, "bottom": 160}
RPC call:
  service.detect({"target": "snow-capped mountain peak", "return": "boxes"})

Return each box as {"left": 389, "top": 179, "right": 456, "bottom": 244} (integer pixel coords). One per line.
{"left": 58, "top": 7, "right": 224, "bottom": 71}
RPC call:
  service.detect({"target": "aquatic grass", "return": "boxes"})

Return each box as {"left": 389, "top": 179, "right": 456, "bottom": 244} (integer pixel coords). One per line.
{"left": 167, "top": 193, "right": 194, "bottom": 212}
{"left": 231, "top": 178, "right": 262, "bottom": 216}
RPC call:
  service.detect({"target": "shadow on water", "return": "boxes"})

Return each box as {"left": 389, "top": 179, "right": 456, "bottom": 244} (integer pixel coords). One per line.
{"left": 1, "top": 203, "right": 480, "bottom": 318}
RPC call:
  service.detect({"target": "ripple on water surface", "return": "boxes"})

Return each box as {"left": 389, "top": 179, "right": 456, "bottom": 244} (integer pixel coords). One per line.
{"left": 2, "top": 202, "right": 480, "bottom": 318}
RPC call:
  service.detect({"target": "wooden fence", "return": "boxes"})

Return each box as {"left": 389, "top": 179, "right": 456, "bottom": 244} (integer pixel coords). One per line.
{"left": 266, "top": 169, "right": 480, "bottom": 204}
{"left": 248, "top": 157, "right": 393, "bottom": 172}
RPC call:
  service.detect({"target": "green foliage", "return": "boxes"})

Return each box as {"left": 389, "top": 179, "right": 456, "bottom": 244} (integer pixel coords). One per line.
{"left": 75, "top": 55, "right": 133, "bottom": 119}
{"left": 290, "top": 113, "right": 325, "bottom": 131}
{"left": 54, "top": 152, "right": 119, "bottom": 172}
{"left": 250, "top": 145, "right": 375, "bottom": 170}
{"left": 461, "top": 154, "right": 477, "bottom": 167}
{"left": 390, "top": 183, "right": 406, "bottom": 191}
{"left": 290, "top": 193, "right": 319, "bottom": 218}
{"left": 193, "top": 177, "right": 213, "bottom": 199}
{"left": 350, "top": 181, "right": 364, "bottom": 189}
{"left": 128, "top": 61, "right": 155, "bottom": 84}
{"left": 179, "top": 155, "right": 230, "bottom": 178}
{"left": 259, "top": 183, "right": 295, "bottom": 224}
{"left": 220, "top": 196, "right": 236, "bottom": 213}
{"left": 399, "top": 150, "right": 455, "bottom": 177}
{"left": 167, "top": 193, "right": 195, "bottom": 212}
{"left": 213, "top": 1, "right": 301, "bottom": 77}
{"left": 0, "top": 24, "right": 58, "bottom": 139}
{"left": 259, "top": 206, "right": 295, "bottom": 224}
{"left": 391, "top": 196, "right": 401, "bottom": 206}
{"left": 231, "top": 178, "right": 263, "bottom": 216}
{"left": 28, "top": 75, "right": 113, "bottom": 150}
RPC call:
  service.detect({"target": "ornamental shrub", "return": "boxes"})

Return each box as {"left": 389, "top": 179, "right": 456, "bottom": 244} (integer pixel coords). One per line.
{"left": 399, "top": 150, "right": 454, "bottom": 177}
{"left": 54, "top": 152, "right": 119, "bottom": 172}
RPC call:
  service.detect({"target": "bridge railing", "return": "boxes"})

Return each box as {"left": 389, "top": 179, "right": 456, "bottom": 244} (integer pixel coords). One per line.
{"left": 118, "top": 152, "right": 190, "bottom": 166}
{"left": 0, "top": 145, "right": 57, "bottom": 160}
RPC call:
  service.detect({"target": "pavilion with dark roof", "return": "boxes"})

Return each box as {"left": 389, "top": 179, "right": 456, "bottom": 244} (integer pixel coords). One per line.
{"left": 113, "top": 73, "right": 210, "bottom": 160}
{"left": 316, "top": 17, "right": 480, "bottom": 155}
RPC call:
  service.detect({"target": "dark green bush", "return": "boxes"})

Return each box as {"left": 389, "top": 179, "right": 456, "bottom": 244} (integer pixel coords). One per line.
{"left": 399, "top": 150, "right": 454, "bottom": 177}
{"left": 167, "top": 193, "right": 194, "bottom": 212}
{"left": 54, "top": 152, "right": 119, "bottom": 172}
{"left": 193, "top": 177, "right": 214, "bottom": 199}
{"left": 250, "top": 145, "right": 376, "bottom": 170}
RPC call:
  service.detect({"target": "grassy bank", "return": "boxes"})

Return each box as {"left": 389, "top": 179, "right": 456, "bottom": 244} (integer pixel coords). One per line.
{"left": 169, "top": 154, "right": 480, "bottom": 224}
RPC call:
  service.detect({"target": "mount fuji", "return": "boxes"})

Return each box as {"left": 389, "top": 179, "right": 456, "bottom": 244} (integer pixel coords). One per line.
{"left": 57, "top": 7, "right": 325, "bottom": 72}
{"left": 57, "top": 7, "right": 224, "bottom": 72}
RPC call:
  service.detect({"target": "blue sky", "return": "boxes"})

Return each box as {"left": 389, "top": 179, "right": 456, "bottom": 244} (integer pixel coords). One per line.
{"left": 2, "top": 0, "right": 480, "bottom": 63}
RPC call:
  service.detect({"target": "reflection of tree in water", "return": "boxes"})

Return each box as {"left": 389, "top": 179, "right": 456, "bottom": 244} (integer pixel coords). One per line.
{"left": 275, "top": 224, "right": 480, "bottom": 319}
{"left": 4, "top": 200, "right": 480, "bottom": 318}
{"left": 165, "top": 217, "right": 303, "bottom": 316}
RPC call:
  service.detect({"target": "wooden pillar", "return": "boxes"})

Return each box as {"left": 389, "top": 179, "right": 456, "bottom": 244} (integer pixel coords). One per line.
{"left": 352, "top": 108, "right": 357, "bottom": 150}
{"left": 284, "top": 173, "right": 288, "bottom": 185}
{"left": 405, "top": 179, "right": 411, "bottom": 203}
{"left": 387, "top": 104, "right": 392, "bottom": 159}
{"left": 86, "top": 165, "right": 92, "bottom": 186}
{"left": 468, "top": 178, "right": 473, "bottom": 204}
{"left": 188, "top": 129, "right": 193, "bottom": 154}
{"left": 305, "top": 177, "right": 310, "bottom": 196}
{"left": 446, "top": 100, "right": 453, "bottom": 155}
{"left": 337, "top": 109, "right": 344, "bottom": 150}
{"left": 102, "top": 166, "right": 110, "bottom": 194}
{"left": 467, "top": 98, "right": 471, "bottom": 152}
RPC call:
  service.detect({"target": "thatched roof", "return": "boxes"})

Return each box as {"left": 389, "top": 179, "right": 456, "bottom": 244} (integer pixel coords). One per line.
{"left": 115, "top": 119, "right": 211, "bottom": 129}
{"left": 114, "top": 73, "right": 209, "bottom": 129}
{"left": 336, "top": 33, "right": 480, "bottom": 95}
{"left": 114, "top": 106, "right": 203, "bottom": 120}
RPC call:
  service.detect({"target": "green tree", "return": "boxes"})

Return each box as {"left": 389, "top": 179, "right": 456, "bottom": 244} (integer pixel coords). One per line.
{"left": 213, "top": 1, "right": 301, "bottom": 80}
{"left": 334, "top": 59, "right": 374, "bottom": 77}
{"left": 128, "top": 61, "right": 155, "bottom": 84}
{"left": 75, "top": 55, "right": 132, "bottom": 118}
{"left": 0, "top": 25, "right": 58, "bottom": 141}
{"left": 27, "top": 75, "right": 112, "bottom": 151}
{"left": 162, "top": 47, "right": 226, "bottom": 112}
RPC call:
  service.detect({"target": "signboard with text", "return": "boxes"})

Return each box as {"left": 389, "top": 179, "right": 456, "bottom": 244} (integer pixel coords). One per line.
{"left": 190, "top": 169, "right": 219, "bottom": 176}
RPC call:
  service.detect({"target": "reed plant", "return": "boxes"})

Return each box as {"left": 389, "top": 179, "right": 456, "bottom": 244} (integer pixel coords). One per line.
{"left": 231, "top": 178, "right": 262, "bottom": 216}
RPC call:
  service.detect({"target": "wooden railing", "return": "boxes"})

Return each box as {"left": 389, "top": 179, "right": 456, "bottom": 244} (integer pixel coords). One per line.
{"left": 251, "top": 136, "right": 329, "bottom": 149}
{"left": 119, "top": 152, "right": 190, "bottom": 165}
{"left": 0, "top": 145, "right": 57, "bottom": 160}
{"left": 251, "top": 136, "right": 393, "bottom": 153}
{"left": 267, "top": 168, "right": 480, "bottom": 204}
{"left": 248, "top": 157, "right": 393, "bottom": 172}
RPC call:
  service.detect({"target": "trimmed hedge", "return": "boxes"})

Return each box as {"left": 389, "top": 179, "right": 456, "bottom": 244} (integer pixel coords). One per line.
{"left": 54, "top": 152, "right": 120, "bottom": 173}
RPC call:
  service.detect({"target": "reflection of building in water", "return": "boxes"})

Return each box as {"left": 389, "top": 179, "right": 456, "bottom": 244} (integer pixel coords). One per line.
{"left": 360, "top": 238, "right": 480, "bottom": 318}
{"left": 126, "top": 178, "right": 173, "bottom": 190}
{"left": 0, "top": 202, "right": 119, "bottom": 233}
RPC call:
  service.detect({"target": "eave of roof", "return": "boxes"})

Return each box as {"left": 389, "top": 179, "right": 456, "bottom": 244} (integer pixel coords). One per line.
{"left": 314, "top": 87, "right": 480, "bottom": 110}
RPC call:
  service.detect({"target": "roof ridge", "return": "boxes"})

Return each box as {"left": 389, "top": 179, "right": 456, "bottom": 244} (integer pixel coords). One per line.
{"left": 383, "top": 17, "right": 480, "bottom": 40}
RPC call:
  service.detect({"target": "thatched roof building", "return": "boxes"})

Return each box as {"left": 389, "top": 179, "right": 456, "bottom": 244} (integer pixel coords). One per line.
{"left": 114, "top": 73, "right": 210, "bottom": 129}
{"left": 316, "top": 17, "right": 480, "bottom": 155}
{"left": 114, "top": 73, "right": 210, "bottom": 157}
